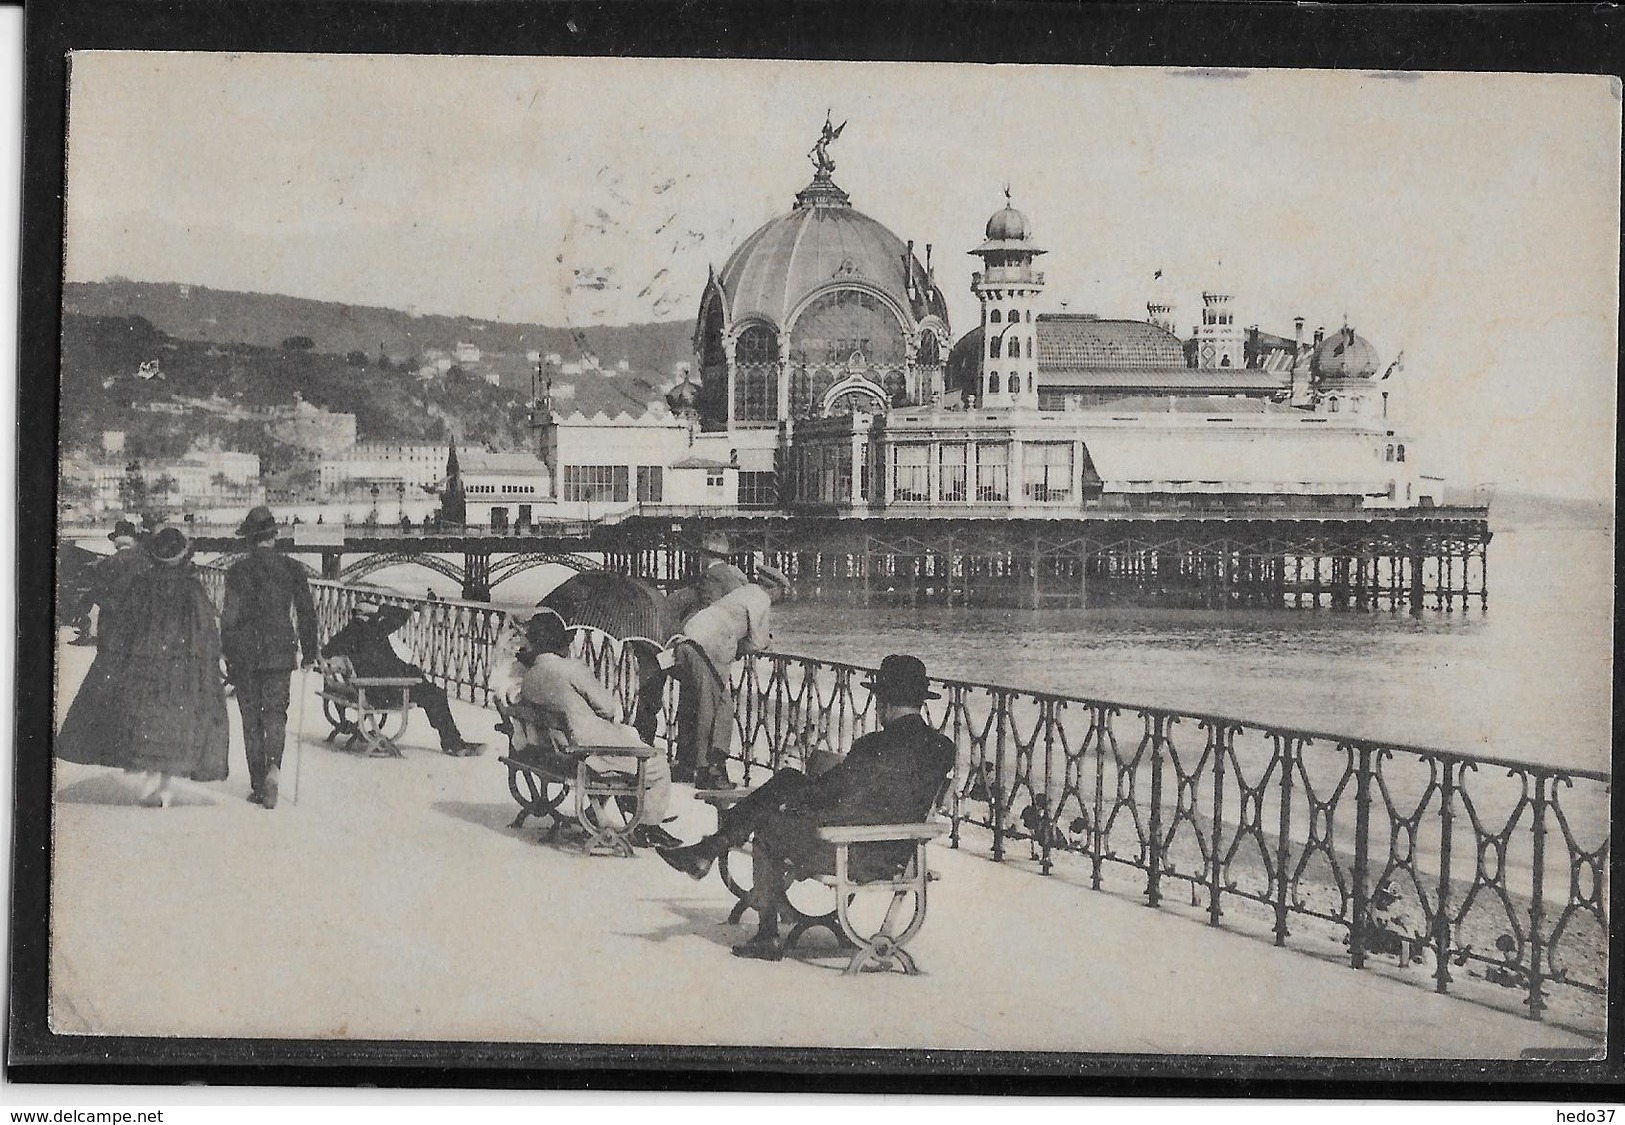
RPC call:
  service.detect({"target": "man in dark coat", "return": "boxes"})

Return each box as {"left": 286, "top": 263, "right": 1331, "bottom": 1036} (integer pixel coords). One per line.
{"left": 220, "top": 506, "right": 319, "bottom": 809}
{"left": 72, "top": 519, "right": 151, "bottom": 647}
{"left": 321, "top": 603, "right": 483, "bottom": 756}
{"left": 660, "top": 654, "right": 958, "bottom": 961}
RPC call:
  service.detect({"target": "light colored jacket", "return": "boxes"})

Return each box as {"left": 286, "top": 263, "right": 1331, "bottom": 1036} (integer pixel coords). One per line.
{"left": 519, "top": 652, "right": 643, "bottom": 749}
{"left": 679, "top": 584, "right": 772, "bottom": 673}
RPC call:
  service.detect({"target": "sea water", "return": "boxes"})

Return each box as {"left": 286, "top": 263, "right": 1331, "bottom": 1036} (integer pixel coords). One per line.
{"left": 374, "top": 525, "right": 1614, "bottom": 773}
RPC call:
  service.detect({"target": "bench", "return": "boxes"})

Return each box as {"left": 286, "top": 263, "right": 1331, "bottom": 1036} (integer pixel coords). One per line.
{"left": 497, "top": 698, "right": 659, "bottom": 859}
{"left": 317, "top": 656, "right": 418, "bottom": 758}
{"left": 697, "top": 779, "right": 950, "bottom": 976}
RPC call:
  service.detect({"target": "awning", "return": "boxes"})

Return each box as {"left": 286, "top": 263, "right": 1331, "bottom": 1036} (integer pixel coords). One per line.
{"left": 1079, "top": 431, "right": 1393, "bottom": 494}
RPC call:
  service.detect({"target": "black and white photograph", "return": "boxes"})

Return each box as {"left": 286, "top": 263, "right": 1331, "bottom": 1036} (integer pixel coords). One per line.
{"left": 16, "top": 28, "right": 1619, "bottom": 1085}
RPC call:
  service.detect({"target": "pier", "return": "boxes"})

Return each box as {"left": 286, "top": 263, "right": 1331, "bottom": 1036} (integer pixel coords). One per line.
{"left": 153, "top": 506, "right": 1491, "bottom": 612}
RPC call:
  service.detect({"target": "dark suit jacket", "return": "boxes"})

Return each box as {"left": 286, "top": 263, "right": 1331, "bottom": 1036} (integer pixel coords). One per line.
{"left": 321, "top": 619, "right": 424, "bottom": 680}
{"left": 764, "top": 713, "right": 958, "bottom": 878}
{"left": 220, "top": 547, "right": 319, "bottom": 676}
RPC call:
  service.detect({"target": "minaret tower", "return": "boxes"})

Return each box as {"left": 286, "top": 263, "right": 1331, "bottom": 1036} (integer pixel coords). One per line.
{"left": 1194, "top": 290, "right": 1245, "bottom": 369}
{"left": 970, "top": 189, "right": 1046, "bottom": 407}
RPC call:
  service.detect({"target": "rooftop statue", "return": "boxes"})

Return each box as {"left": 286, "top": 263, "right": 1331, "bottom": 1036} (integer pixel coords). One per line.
{"left": 808, "top": 112, "right": 845, "bottom": 177}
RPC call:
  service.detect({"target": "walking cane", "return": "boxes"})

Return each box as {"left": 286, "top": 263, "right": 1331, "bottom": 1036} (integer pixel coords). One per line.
{"left": 292, "top": 663, "right": 310, "bottom": 806}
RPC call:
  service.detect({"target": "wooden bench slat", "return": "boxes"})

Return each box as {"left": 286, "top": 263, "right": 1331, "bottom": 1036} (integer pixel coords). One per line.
{"left": 819, "top": 823, "right": 947, "bottom": 845}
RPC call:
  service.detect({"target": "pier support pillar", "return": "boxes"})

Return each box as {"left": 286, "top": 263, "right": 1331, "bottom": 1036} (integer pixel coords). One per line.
{"left": 462, "top": 550, "right": 492, "bottom": 602}
{"left": 320, "top": 551, "right": 342, "bottom": 581}
{"left": 1408, "top": 543, "right": 1425, "bottom": 617}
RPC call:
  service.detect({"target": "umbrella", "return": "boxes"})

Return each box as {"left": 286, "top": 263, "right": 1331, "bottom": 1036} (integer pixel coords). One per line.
{"left": 539, "top": 571, "right": 671, "bottom": 644}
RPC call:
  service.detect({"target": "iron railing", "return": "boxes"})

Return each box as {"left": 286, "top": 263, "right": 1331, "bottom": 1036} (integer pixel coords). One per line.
{"left": 195, "top": 568, "right": 1609, "bottom": 1030}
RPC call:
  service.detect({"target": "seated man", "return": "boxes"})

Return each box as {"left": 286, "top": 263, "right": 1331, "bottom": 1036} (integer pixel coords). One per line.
{"left": 659, "top": 654, "right": 957, "bottom": 961}
{"left": 517, "top": 610, "right": 681, "bottom": 849}
{"left": 321, "top": 602, "right": 483, "bottom": 756}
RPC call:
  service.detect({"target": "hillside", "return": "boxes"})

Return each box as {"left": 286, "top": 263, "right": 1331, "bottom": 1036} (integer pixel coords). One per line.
{"left": 63, "top": 279, "right": 694, "bottom": 392}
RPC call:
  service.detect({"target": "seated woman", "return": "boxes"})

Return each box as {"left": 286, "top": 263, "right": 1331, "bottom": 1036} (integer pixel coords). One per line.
{"left": 515, "top": 611, "right": 681, "bottom": 849}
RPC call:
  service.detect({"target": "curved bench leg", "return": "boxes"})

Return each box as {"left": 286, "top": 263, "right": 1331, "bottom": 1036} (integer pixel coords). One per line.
{"left": 835, "top": 881, "right": 928, "bottom": 975}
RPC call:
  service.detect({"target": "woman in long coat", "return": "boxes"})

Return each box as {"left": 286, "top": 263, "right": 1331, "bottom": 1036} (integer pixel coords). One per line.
{"left": 56, "top": 526, "right": 230, "bottom": 806}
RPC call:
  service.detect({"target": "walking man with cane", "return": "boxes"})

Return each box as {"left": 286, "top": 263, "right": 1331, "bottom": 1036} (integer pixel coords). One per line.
{"left": 221, "top": 506, "right": 320, "bottom": 809}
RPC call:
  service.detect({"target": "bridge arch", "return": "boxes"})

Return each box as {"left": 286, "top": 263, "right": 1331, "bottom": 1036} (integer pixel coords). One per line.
{"left": 339, "top": 553, "right": 466, "bottom": 585}
{"left": 487, "top": 552, "right": 602, "bottom": 590}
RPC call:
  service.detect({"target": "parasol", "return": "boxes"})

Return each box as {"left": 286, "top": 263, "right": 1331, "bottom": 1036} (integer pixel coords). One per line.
{"left": 539, "top": 571, "right": 672, "bottom": 644}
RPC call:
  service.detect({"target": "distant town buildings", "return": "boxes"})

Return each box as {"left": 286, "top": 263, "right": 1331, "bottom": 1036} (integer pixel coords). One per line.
{"left": 61, "top": 446, "right": 264, "bottom": 517}
{"left": 318, "top": 442, "right": 446, "bottom": 495}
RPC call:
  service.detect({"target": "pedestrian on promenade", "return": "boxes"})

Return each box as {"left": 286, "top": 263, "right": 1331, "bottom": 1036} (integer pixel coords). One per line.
{"left": 663, "top": 533, "right": 750, "bottom": 628}
{"left": 56, "top": 526, "right": 230, "bottom": 808}
{"left": 321, "top": 603, "right": 484, "bottom": 756}
{"left": 666, "top": 564, "right": 790, "bottom": 789}
{"left": 220, "top": 505, "right": 320, "bottom": 809}
{"left": 659, "top": 654, "right": 956, "bottom": 961}
{"left": 515, "top": 611, "right": 681, "bottom": 848}
{"left": 70, "top": 518, "right": 151, "bottom": 647}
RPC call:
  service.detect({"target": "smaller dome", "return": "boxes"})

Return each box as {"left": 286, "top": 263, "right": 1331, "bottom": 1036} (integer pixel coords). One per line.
{"left": 985, "top": 205, "right": 1030, "bottom": 242}
{"left": 665, "top": 378, "right": 700, "bottom": 414}
{"left": 1312, "top": 326, "right": 1380, "bottom": 379}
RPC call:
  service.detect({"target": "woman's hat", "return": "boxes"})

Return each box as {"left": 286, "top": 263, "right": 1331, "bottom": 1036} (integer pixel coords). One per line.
{"left": 236, "top": 505, "right": 279, "bottom": 539}
{"left": 700, "top": 531, "right": 731, "bottom": 558}
{"left": 352, "top": 601, "right": 380, "bottom": 619}
{"left": 522, "top": 609, "right": 571, "bottom": 653}
{"left": 861, "top": 654, "right": 941, "bottom": 704}
{"left": 108, "top": 519, "right": 139, "bottom": 542}
{"left": 147, "top": 526, "right": 192, "bottom": 566}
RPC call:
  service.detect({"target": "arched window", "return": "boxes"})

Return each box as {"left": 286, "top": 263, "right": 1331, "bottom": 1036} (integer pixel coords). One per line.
{"left": 916, "top": 332, "right": 940, "bottom": 368}
{"left": 1220, "top": 354, "right": 1232, "bottom": 367}
{"left": 1027, "top": 374, "right": 1034, "bottom": 393}
{"left": 1385, "top": 445, "right": 1395, "bottom": 462}
{"left": 1328, "top": 397, "right": 1340, "bottom": 413}
{"left": 732, "top": 324, "right": 780, "bottom": 423}
{"left": 1397, "top": 444, "right": 1406, "bottom": 462}
{"left": 989, "top": 336, "right": 1002, "bottom": 359}
{"left": 1009, "top": 307, "right": 1021, "bottom": 323}
{"left": 990, "top": 309, "right": 1002, "bottom": 324}
{"left": 988, "top": 372, "right": 1000, "bottom": 394}
{"left": 1026, "top": 310, "right": 1033, "bottom": 323}
{"left": 1026, "top": 337, "right": 1033, "bottom": 359}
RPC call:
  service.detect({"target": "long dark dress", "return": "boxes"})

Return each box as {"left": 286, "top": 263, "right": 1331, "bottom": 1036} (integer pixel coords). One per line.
{"left": 56, "top": 561, "right": 230, "bottom": 780}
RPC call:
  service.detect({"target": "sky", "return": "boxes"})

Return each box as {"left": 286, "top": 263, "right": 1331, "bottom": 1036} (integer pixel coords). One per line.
{"left": 62, "top": 54, "right": 1620, "bottom": 500}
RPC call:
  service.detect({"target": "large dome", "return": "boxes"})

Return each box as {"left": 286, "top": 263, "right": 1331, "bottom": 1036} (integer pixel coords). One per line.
{"left": 1312, "top": 326, "right": 1381, "bottom": 379}
{"left": 713, "top": 190, "right": 940, "bottom": 328}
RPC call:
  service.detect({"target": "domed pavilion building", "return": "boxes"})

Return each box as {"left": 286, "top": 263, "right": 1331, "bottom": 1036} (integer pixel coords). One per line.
{"left": 692, "top": 160, "right": 952, "bottom": 432}
{"left": 536, "top": 123, "right": 1437, "bottom": 520}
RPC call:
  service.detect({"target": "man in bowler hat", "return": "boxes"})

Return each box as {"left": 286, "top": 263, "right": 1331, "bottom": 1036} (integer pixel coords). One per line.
{"left": 659, "top": 653, "right": 957, "bottom": 961}
{"left": 71, "top": 518, "right": 151, "bottom": 646}
{"left": 321, "top": 602, "right": 483, "bottom": 756}
{"left": 220, "top": 506, "right": 319, "bottom": 808}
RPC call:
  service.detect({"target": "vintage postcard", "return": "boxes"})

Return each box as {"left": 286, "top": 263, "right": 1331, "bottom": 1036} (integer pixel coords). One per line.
{"left": 31, "top": 46, "right": 1618, "bottom": 1073}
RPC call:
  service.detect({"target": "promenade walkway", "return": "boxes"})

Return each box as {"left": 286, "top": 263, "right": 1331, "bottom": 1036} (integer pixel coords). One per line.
{"left": 48, "top": 633, "right": 1592, "bottom": 1057}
